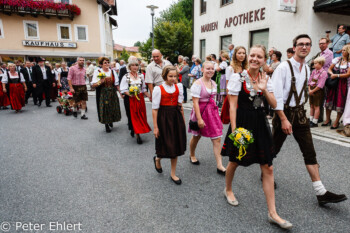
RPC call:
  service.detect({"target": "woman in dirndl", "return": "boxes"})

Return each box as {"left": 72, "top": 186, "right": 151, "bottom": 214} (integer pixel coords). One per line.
{"left": 1, "top": 63, "right": 27, "bottom": 113}
{"left": 221, "top": 46, "right": 248, "bottom": 124}
{"left": 188, "top": 61, "right": 225, "bottom": 174}
{"left": 215, "top": 53, "right": 230, "bottom": 107}
{"left": 92, "top": 57, "right": 121, "bottom": 133}
{"left": 58, "top": 62, "right": 70, "bottom": 91}
{"left": 120, "top": 57, "right": 151, "bottom": 144}
{"left": 152, "top": 65, "right": 186, "bottom": 185}
{"left": 221, "top": 45, "right": 292, "bottom": 229}
{"left": 324, "top": 44, "right": 350, "bottom": 129}
{"left": 0, "top": 67, "right": 11, "bottom": 109}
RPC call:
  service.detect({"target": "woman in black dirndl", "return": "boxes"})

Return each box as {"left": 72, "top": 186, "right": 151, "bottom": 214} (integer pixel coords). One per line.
{"left": 152, "top": 66, "right": 186, "bottom": 185}
{"left": 221, "top": 45, "right": 292, "bottom": 229}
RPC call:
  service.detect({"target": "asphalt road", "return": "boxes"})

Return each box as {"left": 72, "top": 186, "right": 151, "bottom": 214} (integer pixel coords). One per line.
{"left": 0, "top": 97, "right": 349, "bottom": 233}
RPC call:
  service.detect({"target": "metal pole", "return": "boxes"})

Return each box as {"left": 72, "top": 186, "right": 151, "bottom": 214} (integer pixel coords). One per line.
{"left": 151, "top": 13, "right": 154, "bottom": 51}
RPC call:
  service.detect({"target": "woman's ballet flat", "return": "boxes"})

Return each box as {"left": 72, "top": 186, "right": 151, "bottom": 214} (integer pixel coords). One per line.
{"left": 223, "top": 188, "right": 239, "bottom": 206}
{"left": 217, "top": 168, "right": 226, "bottom": 175}
{"left": 268, "top": 214, "right": 293, "bottom": 229}
{"left": 189, "top": 157, "right": 200, "bottom": 165}
{"left": 153, "top": 156, "right": 163, "bottom": 173}
{"left": 171, "top": 177, "right": 182, "bottom": 185}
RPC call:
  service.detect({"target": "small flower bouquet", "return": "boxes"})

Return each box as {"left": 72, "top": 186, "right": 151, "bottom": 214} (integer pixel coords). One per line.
{"left": 129, "top": 85, "right": 140, "bottom": 100}
{"left": 228, "top": 127, "right": 254, "bottom": 161}
{"left": 97, "top": 72, "right": 106, "bottom": 80}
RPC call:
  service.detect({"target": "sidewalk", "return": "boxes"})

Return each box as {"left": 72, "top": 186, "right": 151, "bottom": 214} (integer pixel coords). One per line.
{"left": 87, "top": 88, "right": 350, "bottom": 146}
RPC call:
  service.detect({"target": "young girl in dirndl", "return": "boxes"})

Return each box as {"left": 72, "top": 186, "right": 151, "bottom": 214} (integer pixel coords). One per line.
{"left": 221, "top": 45, "right": 292, "bottom": 229}
{"left": 152, "top": 65, "right": 186, "bottom": 185}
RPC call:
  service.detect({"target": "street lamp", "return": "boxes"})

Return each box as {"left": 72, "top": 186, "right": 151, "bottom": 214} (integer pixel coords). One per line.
{"left": 146, "top": 5, "right": 158, "bottom": 51}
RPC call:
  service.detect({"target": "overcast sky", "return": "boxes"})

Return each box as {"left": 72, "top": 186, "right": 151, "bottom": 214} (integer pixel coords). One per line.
{"left": 113, "top": 0, "right": 176, "bottom": 47}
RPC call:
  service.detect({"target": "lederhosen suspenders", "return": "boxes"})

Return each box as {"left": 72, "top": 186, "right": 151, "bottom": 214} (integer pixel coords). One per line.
{"left": 284, "top": 60, "right": 308, "bottom": 124}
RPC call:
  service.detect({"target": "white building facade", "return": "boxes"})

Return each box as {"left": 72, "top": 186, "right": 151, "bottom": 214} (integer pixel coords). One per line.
{"left": 193, "top": 0, "right": 350, "bottom": 61}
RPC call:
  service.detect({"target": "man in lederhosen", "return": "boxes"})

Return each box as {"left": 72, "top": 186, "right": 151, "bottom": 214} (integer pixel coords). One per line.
{"left": 272, "top": 34, "right": 347, "bottom": 206}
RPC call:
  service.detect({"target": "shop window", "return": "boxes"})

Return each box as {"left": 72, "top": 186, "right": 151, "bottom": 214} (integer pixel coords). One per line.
{"left": 75, "top": 25, "right": 88, "bottom": 42}
{"left": 221, "top": 0, "right": 233, "bottom": 6}
{"left": 57, "top": 24, "right": 72, "bottom": 41}
{"left": 23, "top": 21, "right": 39, "bottom": 40}
{"left": 200, "top": 0, "right": 207, "bottom": 14}
{"left": 200, "top": 39, "right": 206, "bottom": 61}
{"left": 0, "top": 19, "right": 4, "bottom": 38}
{"left": 250, "top": 29, "right": 269, "bottom": 51}
{"left": 221, "top": 35, "right": 232, "bottom": 52}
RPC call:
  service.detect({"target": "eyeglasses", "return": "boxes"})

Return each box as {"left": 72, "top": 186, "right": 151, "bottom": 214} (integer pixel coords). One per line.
{"left": 319, "top": 43, "right": 327, "bottom": 45}
{"left": 130, "top": 64, "right": 139, "bottom": 66}
{"left": 296, "top": 43, "right": 312, "bottom": 48}
{"left": 103, "top": 61, "right": 110, "bottom": 64}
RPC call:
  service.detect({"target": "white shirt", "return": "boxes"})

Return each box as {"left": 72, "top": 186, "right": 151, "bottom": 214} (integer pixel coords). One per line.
{"left": 26, "top": 67, "right": 32, "bottom": 82}
{"left": 227, "top": 71, "right": 273, "bottom": 96}
{"left": 53, "top": 68, "right": 61, "bottom": 81}
{"left": 40, "top": 66, "right": 47, "bottom": 80}
{"left": 191, "top": 80, "right": 217, "bottom": 98}
{"left": 225, "top": 66, "right": 234, "bottom": 81}
{"left": 272, "top": 57, "right": 310, "bottom": 110}
{"left": 2, "top": 72, "right": 25, "bottom": 83}
{"left": 219, "top": 61, "right": 228, "bottom": 70}
{"left": 91, "top": 69, "right": 119, "bottom": 86}
{"left": 152, "top": 83, "right": 184, "bottom": 109}
{"left": 120, "top": 73, "right": 147, "bottom": 94}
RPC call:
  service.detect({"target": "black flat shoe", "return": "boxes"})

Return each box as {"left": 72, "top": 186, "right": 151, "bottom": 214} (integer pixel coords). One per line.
{"left": 46, "top": 105, "right": 52, "bottom": 107}
{"left": 321, "top": 120, "right": 332, "bottom": 126}
{"left": 317, "top": 191, "right": 347, "bottom": 205}
{"left": 130, "top": 130, "right": 135, "bottom": 138}
{"left": 137, "top": 137, "right": 143, "bottom": 144}
{"left": 73, "top": 111, "right": 77, "bottom": 117}
{"left": 153, "top": 156, "right": 162, "bottom": 173}
{"left": 109, "top": 123, "right": 113, "bottom": 128}
{"left": 330, "top": 124, "right": 340, "bottom": 129}
{"left": 105, "top": 124, "right": 111, "bottom": 133}
{"left": 171, "top": 177, "right": 182, "bottom": 185}
{"left": 217, "top": 168, "right": 226, "bottom": 175}
{"left": 190, "top": 157, "right": 200, "bottom": 165}
{"left": 81, "top": 115, "right": 88, "bottom": 120}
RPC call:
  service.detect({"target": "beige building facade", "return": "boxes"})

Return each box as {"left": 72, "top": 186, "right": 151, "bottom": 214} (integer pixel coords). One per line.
{"left": 0, "top": 0, "right": 117, "bottom": 64}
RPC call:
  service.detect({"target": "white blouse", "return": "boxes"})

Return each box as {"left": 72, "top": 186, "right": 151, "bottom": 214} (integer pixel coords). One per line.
{"left": 2, "top": 72, "right": 25, "bottom": 83}
{"left": 91, "top": 69, "right": 119, "bottom": 86}
{"left": 190, "top": 80, "right": 217, "bottom": 98}
{"left": 219, "top": 61, "right": 228, "bottom": 70}
{"left": 120, "top": 73, "right": 147, "bottom": 94}
{"left": 332, "top": 57, "right": 350, "bottom": 69}
{"left": 227, "top": 72, "right": 273, "bottom": 96}
{"left": 152, "top": 83, "right": 184, "bottom": 109}
{"left": 225, "top": 66, "right": 234, "bottom": 81}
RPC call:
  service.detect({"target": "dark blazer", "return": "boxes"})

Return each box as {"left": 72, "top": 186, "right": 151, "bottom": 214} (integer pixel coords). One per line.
{"left": 32, "top": 65, "right": 54, "bottom": 85}
{"left": 20, "top": 67, "right": 32, "bottom": 84}
{"left": 118, "top": 66, "right": 127, "bottom": 85}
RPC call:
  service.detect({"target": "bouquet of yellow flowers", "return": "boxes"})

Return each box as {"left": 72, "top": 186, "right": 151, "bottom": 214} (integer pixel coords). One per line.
{"left": 228, "top": 127, "right": 254, "bottom": 161}
{"left": 97, "top": 72, "right": 106, "bottom": 80}
{"left": 129, "top": 85, "right": 140, "bottom": 100}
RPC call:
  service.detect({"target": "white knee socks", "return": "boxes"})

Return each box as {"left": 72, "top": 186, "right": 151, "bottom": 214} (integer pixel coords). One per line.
{"left": 313, "top": 181, "right": 327, "bottom": 196}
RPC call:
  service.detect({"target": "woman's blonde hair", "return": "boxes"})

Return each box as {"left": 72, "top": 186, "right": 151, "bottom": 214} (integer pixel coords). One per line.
{"left": 221, "top": 52, "right": 229, "bottom": 60}
{"left": 250, "top": 44, "right": 268, "bottom": 59}
{"left": 343, "top": 44, "right": 350, "bottom": 61}
{"left": 231, "top": 46, "right": 248, "bottom": 72}
{"left": 314, "top": 57, "right": 325, "bottom": 66}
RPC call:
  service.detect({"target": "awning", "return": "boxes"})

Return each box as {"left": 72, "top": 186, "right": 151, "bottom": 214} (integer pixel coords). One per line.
{"left": 97, "top": 0, "right": 118, "bottom": 16}
{"left": 110, "top": 17, "right": 118, "bottom": 27}
{"left": 313, "top": 0, "right": 350, "bottom": 16}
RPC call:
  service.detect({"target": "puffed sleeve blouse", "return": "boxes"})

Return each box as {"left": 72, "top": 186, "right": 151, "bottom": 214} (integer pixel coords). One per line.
{"left": 227, "top": 71, "right": 273, "bottom": 96}
{"left": 1, "top": 72, "right": 25, "bottom": 83}
{"left": 152, "top": 83, "right": 184, "bottom": 109}
{"left": 91, "top": 69, "right": 119, "bottom": 86}
{"left": 120, "top": 73, "right": 147, "bottom": 94}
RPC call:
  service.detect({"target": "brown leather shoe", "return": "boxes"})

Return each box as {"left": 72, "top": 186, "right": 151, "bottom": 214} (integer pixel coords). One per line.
{"left": 317, "top": 191, "right": 347, "bottom": 205}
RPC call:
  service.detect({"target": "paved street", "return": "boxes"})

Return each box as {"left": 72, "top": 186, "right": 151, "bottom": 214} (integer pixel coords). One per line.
{"left": 0, "top": 97, "right": 349, "bottom": 233}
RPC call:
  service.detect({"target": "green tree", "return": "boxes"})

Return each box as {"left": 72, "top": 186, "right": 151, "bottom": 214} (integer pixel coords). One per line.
{"left": 119, "top": 48, "right": 130, "bottom": 62}
{"left": 134, "top": 41, "right": 141, "bottom": 47}
{"left": 139, "top": 38, "right": 153, "bottom": 62}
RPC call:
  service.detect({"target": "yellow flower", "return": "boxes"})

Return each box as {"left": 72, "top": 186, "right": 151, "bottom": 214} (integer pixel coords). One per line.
{"left": 235, "top": 133, "right": 242, "bottom": 140}
{"left": 246, "top": 134, "right": 251, "bottom": 141}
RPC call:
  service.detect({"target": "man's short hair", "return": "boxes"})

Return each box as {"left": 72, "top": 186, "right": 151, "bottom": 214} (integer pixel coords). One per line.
{"left": 339, "top": 24, "right": 347, "bottom": 30}
{"left": 286, "top": 48, "right": 294, "bottom": 54}
{"left": 319, "top": 37, "right": 330, "bottom": 44}
{"left": 77, "top": 56, "right": 85, "bottom": 61}
{"left": 293, "top": 34, "right": 312, "bottom": 47}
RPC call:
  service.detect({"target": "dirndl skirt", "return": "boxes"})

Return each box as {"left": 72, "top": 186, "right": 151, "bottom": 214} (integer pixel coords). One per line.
{"left": 9, "top": 83, "right": 25, "bottom": 110}
{"left": 129, "top": 93, "right": 151, "bottom": 134}
{"left": 220, "top": 96, "right": 230, "bottom": 124}
{"left": 156, "top": 105, "right": 186, "bottom": 158}
{"left": 221, "top": 107, "right": 276, "bottom": 167}
{"left": 0, "top": 81, "right": 10, "bottom": 107}
{"left": 98, "top": 87, "right": 121, "bottom": 124}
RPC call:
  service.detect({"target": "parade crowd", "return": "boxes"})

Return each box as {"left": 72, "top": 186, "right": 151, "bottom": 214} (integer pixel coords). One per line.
{"left": 1, "top": 28, "right": 350, "bottom": 229}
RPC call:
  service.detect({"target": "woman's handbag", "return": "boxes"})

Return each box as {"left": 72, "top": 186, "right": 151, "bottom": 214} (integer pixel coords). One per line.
{"left": 325, "top": 58, "right": 344, "bottom": 89}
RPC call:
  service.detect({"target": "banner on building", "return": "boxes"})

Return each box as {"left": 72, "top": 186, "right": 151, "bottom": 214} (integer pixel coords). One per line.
{"left": 278, "top": 0, "right": 296, "bottom": 13}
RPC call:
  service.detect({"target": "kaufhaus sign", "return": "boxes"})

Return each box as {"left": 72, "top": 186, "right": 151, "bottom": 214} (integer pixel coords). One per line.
{"left": 22, "top": 40, "right": 77, "bottom": 48}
